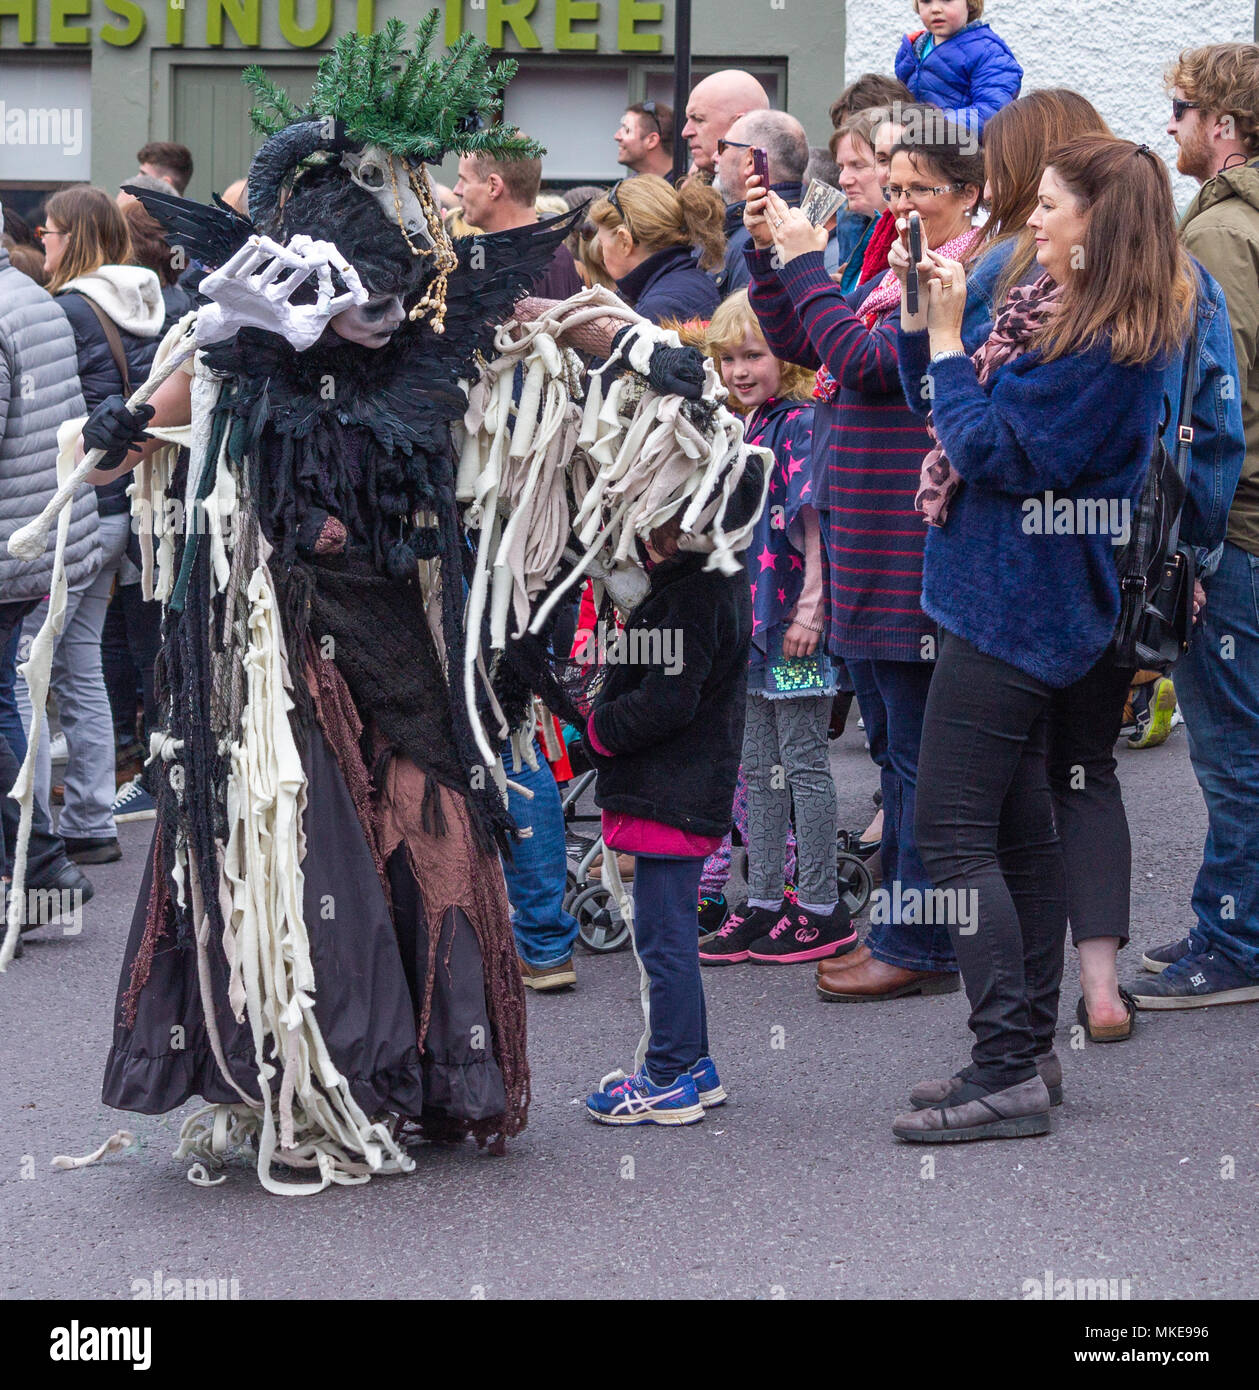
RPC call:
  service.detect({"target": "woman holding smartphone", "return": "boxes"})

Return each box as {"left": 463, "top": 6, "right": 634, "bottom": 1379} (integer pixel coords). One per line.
{"left": 889, "top": 136, "right": 1195, "bottom": 1141}
{"left": 742, "top": 130, "right": 984, "bottom": 1003}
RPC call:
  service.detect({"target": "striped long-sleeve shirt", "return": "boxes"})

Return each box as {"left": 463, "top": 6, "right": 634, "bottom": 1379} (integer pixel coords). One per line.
{"left": 746, "top": 246, "right": 933, "bottom": 663}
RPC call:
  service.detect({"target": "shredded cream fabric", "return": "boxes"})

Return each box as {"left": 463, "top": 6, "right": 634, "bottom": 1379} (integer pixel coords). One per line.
{"left": 456, "top": 287, "right": 771, "bottom": 765}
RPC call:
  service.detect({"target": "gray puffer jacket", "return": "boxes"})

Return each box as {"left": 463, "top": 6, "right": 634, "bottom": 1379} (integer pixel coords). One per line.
{"left": 0, "top": 245, "right": 100, "bottom": 602}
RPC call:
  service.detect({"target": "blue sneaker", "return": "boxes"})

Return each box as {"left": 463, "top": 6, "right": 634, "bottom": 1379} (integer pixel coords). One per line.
{"left": 586, "top": 1068, "right": 705, "bottom": 1126}
{"left": 1129, "top": 951, "right": 1259, "bottom": 1010}
{"left": 690, "top": 1056, "right": 727, "bottom": 1108}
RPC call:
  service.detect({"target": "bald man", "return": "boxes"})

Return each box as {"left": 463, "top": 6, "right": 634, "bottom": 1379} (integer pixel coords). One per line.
{"left": 682, "top": 69, "right": 771, "bottom": 176}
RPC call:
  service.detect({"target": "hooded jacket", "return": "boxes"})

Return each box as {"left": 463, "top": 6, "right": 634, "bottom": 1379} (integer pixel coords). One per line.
{"left": 56, "top": 264, "right": 165, "bottom": 516}
{"left": 1180, "top": 158, "right": 1259, "bottom": 556}
{"left": 894, "top": 21, "right": 1022, "bottom": 137}
{"left": 0, "top": 244, "right": 100, "bottom": 601}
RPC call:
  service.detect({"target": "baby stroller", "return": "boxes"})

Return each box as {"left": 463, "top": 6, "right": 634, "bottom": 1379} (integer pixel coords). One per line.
{"left": 559, "top": 737, "right": 632, "bottom": 954}
{"left": 558, "top": 735, "right": 874, "bottom": 952}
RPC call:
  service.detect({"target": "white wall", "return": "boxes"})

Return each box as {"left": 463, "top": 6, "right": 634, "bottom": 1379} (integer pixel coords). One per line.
{"left": 845, "top": 0, "right": 1254, "bottom": 205}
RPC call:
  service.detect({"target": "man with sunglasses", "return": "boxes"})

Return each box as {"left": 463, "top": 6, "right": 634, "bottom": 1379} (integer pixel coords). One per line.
{"left": 713, "top": 111, "right": 809, "bottom": 299}
{"left": 615, "top": 101, "right": 676, "bottom": 183}
{"left": 1133, "top": 44, "right": 1259, "bottom": 1010}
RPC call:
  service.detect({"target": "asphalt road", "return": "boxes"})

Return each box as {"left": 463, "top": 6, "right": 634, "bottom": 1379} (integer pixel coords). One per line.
{"left": 3, "top": 721, "right": 1256, "bottom": 1301}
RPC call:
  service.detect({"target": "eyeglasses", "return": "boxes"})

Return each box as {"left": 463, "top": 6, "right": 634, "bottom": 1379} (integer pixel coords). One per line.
{"left": 716, "top": 138, "right": 753, "bottom": 156}
{"left": 639, "top": 100, "right": 662, "bottom": 136}
{"left": 883, "top": 182, "right": 964, "bottom": 202}
{"left": 608, "top": 181, "right": 634, "bottom": 240}
{"left": 1171, "top": 98, "right": 1200, "bottom": 121}
{"left": 34, "top": 225, "right": 64, "bottom": 242}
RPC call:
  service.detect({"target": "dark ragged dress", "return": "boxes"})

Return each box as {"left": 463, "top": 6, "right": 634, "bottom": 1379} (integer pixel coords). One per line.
{"left": 102, "top": 324, "right": 529, "bottom": 1149}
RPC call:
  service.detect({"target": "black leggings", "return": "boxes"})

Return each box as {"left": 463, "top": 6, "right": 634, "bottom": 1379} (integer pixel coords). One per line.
{"left": 915, "top": 631, "right": 1067, "bottom": 1090}
{"left": 1047, "top": 658, "right": 1136, "bottom": 947}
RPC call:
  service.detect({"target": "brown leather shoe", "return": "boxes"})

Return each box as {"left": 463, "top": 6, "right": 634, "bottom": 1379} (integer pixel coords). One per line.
{"left": 519, "top": 956, "right": 577, "bottom": 992}
{"left": 815, "top": 943, "right": 872, "bottom": 981}
{"left": 817, "top": 953, "right": 959, "bottom": 1001}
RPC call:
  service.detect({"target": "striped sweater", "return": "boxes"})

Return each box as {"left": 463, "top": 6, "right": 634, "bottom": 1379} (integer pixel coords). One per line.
{"left": 745, "top": 245, "right": 933, "bottom": 663}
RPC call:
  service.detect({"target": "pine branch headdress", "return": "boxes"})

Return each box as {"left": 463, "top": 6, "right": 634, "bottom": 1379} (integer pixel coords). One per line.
{"left": 241, "top": 10, "right": 542, "bottom": 333}
{"left": 243, "top": 11, "right": 541, "bottom": 165}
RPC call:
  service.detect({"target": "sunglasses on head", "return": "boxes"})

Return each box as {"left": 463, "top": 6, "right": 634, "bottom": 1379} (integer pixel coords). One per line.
{"left": 639, "top": 100, "right": 662, "bottom": 136}
{"left": 1172, "top": 97, "right": 1200, "bottom": 121}
{"left": 608, "top": 181, "right": 634, "bottom": 239}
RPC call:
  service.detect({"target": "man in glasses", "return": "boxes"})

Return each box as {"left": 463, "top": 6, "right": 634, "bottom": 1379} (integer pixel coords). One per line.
{"left": 615, "top": 101, "right": 676, "bottom": 183}
{"left": 1133, "top": 43, "right": 1259, "bottom": 1010}
{"left": 713, "top": 110, "right": 809, "bottom": 298}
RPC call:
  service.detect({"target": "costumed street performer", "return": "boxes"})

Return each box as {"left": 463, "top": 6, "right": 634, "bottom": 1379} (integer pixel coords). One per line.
{"left": 2, "top": 15, "right": 769, "bottom": 1194}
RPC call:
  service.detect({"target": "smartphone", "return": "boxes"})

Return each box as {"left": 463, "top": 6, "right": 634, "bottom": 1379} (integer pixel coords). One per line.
{"left": 751, "top": 146, "right": 770, "bottom": 188}
{"left": 906, "top": 211, "right": 923, "bottom": 315}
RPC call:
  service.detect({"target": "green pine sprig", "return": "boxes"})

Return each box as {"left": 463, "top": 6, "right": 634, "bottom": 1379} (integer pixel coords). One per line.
{"left": 242, "top": 9, "right": 543, "bottom": 163}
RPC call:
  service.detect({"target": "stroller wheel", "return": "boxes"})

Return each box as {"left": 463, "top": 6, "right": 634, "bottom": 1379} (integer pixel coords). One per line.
{"left": 562, "top": 869, "right": 579, "bottom": 912}
{"left": 835, "top": 851, "right": 874, "bottom": 919}
{"left": 571, "top": 885, "right": 631, "bottom": 954}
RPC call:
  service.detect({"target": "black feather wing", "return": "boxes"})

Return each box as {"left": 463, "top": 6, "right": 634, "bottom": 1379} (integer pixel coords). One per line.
{"left": 121, "top": 185, "right": 256, "bottom": 269}
{"left": 437, "top": 205, "right": 587, "bottom": 376}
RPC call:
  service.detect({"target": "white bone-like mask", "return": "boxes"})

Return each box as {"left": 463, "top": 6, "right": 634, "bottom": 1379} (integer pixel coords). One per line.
{"left": 341, "top": 146, "right": 435, "bottom": 250}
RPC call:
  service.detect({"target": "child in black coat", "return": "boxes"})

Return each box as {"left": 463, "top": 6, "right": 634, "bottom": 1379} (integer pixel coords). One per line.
{"left": 583, "top": 500, "right": 756, "bottom": 1126}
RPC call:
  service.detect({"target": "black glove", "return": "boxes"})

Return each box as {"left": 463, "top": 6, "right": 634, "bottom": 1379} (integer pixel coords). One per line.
{"left": 81, "top": 394, "right": 155, "bottom": 471}
{"left": 610, "top": 325, "right": 706, "bottom": 401}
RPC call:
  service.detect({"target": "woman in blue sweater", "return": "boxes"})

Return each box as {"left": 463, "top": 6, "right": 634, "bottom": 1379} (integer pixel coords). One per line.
{"left": 888, "top": 136, "right": 1196, "bottom": 1142}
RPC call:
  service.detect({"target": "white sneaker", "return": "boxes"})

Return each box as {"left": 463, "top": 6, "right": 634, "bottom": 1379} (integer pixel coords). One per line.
{"left": 49, "top": 732, "right": 69, "bottom": 762}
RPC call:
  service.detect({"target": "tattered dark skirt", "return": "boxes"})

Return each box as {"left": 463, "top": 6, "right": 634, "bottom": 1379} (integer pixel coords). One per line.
{"left": 101, "top": 723, "right": 527, "bottom": 1144}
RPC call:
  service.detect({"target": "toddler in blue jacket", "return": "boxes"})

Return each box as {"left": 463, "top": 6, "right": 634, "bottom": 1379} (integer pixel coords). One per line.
{"left": 895, "top": 1, "right": 1022, "bottom": 141}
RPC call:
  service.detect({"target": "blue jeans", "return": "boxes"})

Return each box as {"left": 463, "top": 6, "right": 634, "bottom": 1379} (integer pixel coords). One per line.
{"left": 633, "top": 854, "right": 710, "bottom": 1085}
{"left": 500, "top": 743, "right": 579, "bottom": 968}
{"left": 1, "top": 601, "right": 65, "bottom": 885}
{"left": 1174, "top": 541, "right": 1259, "bottom": 977}
{"left": 847, "top": 657, "right": 956, "bottom": 973}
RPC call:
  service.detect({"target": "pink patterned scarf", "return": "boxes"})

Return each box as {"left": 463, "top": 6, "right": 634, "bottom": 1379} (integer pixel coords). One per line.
{"left": 814, "top": 223, "right": 984, "bottom": 403}
{"left": 915, "top": 272, "right": 1064, "bottom": 526}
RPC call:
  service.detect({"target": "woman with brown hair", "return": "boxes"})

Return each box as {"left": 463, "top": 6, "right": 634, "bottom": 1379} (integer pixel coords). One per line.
{"left": 964, "top": 88, "right": 1112, "bottom": 351}
{"left": 590, "top": 174, "right": 725, "bottom": 324}
{"left": 120, "top": 198, "right": 197, "bottom": 332}
{"left": 889, "top": 136, "right": 1197, "bottom": 1141}
{"left": 16, "top": 186, "right": 166, "bottom": 861}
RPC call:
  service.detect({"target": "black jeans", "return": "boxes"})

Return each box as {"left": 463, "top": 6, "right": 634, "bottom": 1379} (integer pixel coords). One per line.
{"left": 1048, "top": 658, "right": 1136, "bottom": 947}
{"left": 102, "top": 580, "right": 161, "bottom": 751}
{"left": 915, "top": 631, "right": 1067, "bottom": 1090}
{"left": 0, "top": 600, "right": 68, "bottom": 885}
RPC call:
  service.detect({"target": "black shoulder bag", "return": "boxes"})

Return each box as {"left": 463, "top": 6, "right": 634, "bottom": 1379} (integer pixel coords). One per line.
{"left": 1110, "top": 319, "right": 1199, "bottom": 673}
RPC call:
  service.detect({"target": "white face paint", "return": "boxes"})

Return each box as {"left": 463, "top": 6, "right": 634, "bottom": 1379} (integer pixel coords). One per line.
{"left": 329, "top": 292, "right": 406, "bottom": 348}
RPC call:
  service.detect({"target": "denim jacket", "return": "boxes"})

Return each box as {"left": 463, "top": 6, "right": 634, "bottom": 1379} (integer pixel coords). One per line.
{"left": 1169, "top": 262, "right": 1246, "bottom": 568}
